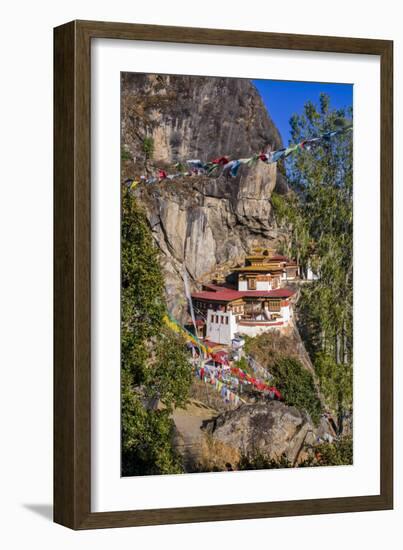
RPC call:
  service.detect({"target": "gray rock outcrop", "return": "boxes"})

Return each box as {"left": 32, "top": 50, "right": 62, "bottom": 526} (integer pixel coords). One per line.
{"left": 203, "top": 401, "right": 317, "bottom": 465}
{"left": 121, "top": 74, "right": 287, "bottom": 319}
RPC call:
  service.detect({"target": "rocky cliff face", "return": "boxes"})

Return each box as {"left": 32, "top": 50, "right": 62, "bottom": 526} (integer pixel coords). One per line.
{"left": 121, "top": 73, "right": 285, "bottom": 319}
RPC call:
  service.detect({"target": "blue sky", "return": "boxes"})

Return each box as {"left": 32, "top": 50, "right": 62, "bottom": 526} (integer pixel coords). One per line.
{"left": 252, "top": 79, "right": 353, "bottom": 146}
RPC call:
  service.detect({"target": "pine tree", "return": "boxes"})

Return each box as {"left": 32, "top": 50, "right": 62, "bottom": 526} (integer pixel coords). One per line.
{"left": 272, "top": 94, "right": 353, "bottom": 427}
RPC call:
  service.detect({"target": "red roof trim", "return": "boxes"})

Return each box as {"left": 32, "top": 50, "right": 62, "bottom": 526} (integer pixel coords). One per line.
{"left": 192, "top": 290, "right": 241, "bottom": 302}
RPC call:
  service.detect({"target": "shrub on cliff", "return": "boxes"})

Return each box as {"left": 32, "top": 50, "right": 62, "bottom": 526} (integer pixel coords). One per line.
{"left": 314, "top": 436, "right": 353, "bottom": 466}
{"left": 237, "top": 436, "right": 352, "bottom": 470}
{"left": 270, "top": 356, "right": 322, "bottom": 425}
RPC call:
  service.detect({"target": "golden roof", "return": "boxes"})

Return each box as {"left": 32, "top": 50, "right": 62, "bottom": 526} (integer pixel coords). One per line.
{"left": 250, "top": 246, "right": 274, "bottom": 255}
{"left": 234, "top": 265, "right": 285, "bottom": 272}
{"left": 245, "top": 255, "right": 267, "bottom": 261}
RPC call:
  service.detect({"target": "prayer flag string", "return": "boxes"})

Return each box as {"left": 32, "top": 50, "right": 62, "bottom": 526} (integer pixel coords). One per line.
{"left": 124, "top": 125, "right": 352, "bottom": 188}
{"left": 164, "top": 313, "right": 284, "bottom": 405}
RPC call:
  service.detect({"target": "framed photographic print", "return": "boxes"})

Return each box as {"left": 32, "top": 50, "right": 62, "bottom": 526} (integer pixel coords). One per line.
{"left": 54, "top": 20, "right": 393, "bottom": 529}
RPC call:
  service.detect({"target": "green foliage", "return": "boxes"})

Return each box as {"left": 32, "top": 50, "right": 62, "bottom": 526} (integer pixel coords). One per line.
{"left": 314, "top": 352, "right": 352, "bottom": 413}
{"left": 142, "top": 136, "right": 154, "bottom": 159}
{"left": 122, "top": 370, "right": 184, "bottom": 476}
{"left": 244, "top": 331, "right": 302, "bottom": 369}
{"left": 297, "top": 283, "right": 353, "bottom": 421}
{"left": 237, "top": 437, "right": 352, "bottom": 470}
{"left": 121, "top": 147, "right": 132, "bottom": 161}
{"left": 270, "top": 357, "right": 322, "bottom": 425}
{"left": 244, "top": 332, "right": 322, "bottom": 420}
{"left": 121, "top": 187, "right": 192, "bottom": 476}
{"left": 314, "top": 437, "right": 353, "bottom": 466}
{"left": 121, "top": 188, "right": 166, "bottom": 384}
{"left": 233, "top": 356, "right": 253, "bottom": 376}
{"left": 150, "top": 328, "right": 193, "bottom": 408}
{"left": 238, "top": 452, "right": 293, "bottom": 470}
{"left": 271, "top": 94, "right": 353, "bottom": 420}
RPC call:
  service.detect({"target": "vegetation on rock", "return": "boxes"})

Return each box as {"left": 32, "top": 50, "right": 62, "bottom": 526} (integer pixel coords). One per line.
{"left": 121, "top": 187, "right": 192, "bottom": 476}
{"left": 142, "top": 136, "right": 154, "bottom": 160}
{"left": 244, "top": 332, "right": 322, "bottom": 424}
{"left": 237, "top": 437, "right": 353, "bottom": 470}
{"left": 121, "top": 146, "right": 132, "bottom": 161}
{"left": 269, "top": 357, "right": 322, "bottom": 425}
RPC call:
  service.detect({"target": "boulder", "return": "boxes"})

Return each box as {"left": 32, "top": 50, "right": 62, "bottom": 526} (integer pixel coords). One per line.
{"left": 203, "top": 401, "right": 317, "bottom": 465}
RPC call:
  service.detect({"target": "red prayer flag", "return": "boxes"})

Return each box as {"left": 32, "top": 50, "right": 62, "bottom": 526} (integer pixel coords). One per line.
{"left": 212, "top": 156, "right": 229, "bottom": 165}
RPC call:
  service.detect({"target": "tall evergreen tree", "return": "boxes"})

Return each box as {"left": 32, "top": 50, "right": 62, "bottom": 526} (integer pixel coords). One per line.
{"left": 272, "top": 94, "right": 353, "bottom": 428}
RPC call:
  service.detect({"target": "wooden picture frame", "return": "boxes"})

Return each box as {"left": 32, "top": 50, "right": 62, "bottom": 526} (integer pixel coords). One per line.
{"left": 54, "top": 20, "right": 393, "bottom": 529}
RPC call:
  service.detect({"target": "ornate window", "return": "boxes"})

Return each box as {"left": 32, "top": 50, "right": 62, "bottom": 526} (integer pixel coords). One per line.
{"left": 268, "top": 299, "right": 281, "bottom": 312}
{"left": 248, "top": 277, "right": 257, "bottom": 290}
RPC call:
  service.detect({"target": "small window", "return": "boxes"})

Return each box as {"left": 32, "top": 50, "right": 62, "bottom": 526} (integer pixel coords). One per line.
{"left": 248, "top": 278, "right": 257, "bottom": 290}
{"left": 225, "top": 317, "right": 229, "bottom": 325}
{"left": 268, "top": 299, "right": 281, "bottom": 312}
